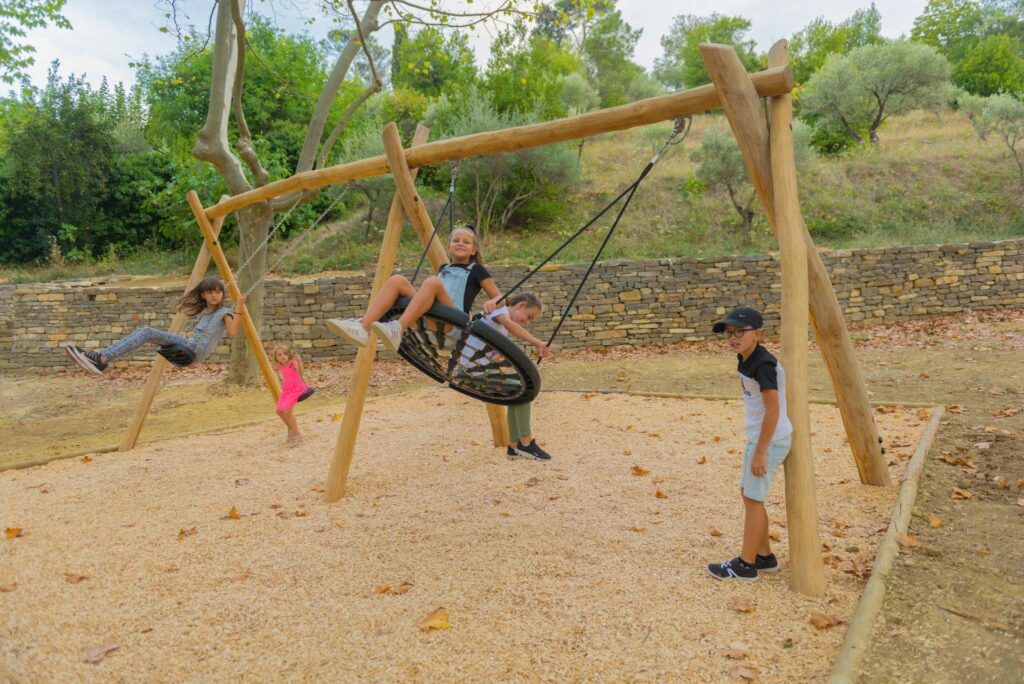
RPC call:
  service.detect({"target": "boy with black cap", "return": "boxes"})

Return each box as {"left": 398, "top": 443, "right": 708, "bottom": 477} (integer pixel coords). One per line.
{"left": 707, "top": 306, "right": 793, "bottom": 581}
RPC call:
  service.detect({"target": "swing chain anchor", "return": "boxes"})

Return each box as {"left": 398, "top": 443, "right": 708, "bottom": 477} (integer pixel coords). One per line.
{"left": 649, "top": 115, "right": 692, "bottom": 165}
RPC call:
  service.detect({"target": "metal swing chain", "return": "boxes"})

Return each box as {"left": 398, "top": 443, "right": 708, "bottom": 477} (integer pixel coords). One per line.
{"left": 411, "top": 159, "right": 462, "bottom": 285}
{"left": 229, "top": 182, "right": 354, "bottom": 298}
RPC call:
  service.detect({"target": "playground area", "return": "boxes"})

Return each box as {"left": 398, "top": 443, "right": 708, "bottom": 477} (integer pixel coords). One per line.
{"left": 3, "top": 309, "right": 1023, "bottom": 680}
{"left": 1, "top": 387, "right": 926, "bottom": 680}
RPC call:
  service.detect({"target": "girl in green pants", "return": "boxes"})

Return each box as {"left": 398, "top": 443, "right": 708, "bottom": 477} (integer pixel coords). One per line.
{"left": 474, "top": 292, "right": 552, "bottom": 461}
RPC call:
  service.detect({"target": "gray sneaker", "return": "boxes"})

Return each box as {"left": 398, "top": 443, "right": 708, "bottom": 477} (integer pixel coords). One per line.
{"left": 371, "top": 320, "right": 405, "bottom": 353}
{"left": 326, "top": 318, "right": 370, "bottom": 347}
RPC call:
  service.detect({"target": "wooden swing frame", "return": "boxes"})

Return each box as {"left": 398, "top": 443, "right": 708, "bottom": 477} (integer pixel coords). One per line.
{"left": 126, "top": 42, "right": 890, "bottom": 596}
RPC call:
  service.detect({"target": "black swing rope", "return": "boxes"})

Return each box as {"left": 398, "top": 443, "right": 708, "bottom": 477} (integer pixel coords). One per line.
{"left": 410, "top": 160, "right": 462, "bottom": 285}
{"left": 497, "top": 116, "right": 693, "bottom": 361}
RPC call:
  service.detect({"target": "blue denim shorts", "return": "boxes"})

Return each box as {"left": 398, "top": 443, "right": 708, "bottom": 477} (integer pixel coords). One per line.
{"left": 740, "top": 433, "right": 792, "bottom": 502}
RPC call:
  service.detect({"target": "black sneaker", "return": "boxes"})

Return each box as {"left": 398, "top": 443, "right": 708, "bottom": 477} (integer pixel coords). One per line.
{"left": 65, "top": 345, "right": 107, "bottom": 374}
{"left": 514, "top": 440, "right": 552, "bottom": 461}
{"left": 506, "top": 446, "right": 518, "bottom": 459}
{"left": 756, "top": 553, "right": 780, "bottom": 573}
{"left": 708, "top": 557, "right": 759, "bottom": 582}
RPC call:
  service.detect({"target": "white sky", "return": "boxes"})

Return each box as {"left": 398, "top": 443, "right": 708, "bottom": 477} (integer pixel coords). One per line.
{"left": 21, "top": 0, "right": 927, "bottom": 90}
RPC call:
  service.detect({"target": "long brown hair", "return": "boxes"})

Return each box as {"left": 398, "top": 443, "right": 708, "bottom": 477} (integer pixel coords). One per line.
{"left": 507, "top": 292, "right": 542, "bottom": 311}
{"left": 177, "top": 277, "right": 227, "bottom": 316}
{"left": 450, "top": 225, "right": 484, "bottom": 265}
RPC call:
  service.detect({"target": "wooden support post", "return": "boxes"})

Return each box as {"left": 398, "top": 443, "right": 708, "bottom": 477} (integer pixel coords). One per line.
{"left": 699, "top": 43, "right": 890, "bottom": 487}
{"left": 204, "top": 67, "right": 794, "bottom": 220}
{"left": 119, "top": 208, "right": 228, "bottom": 451}
{"left": 324, "top": 124, "right": 432, "bottom": 503}
{"left": 186, "top": 190, "right": 282, "bottom": 402}
{"left": 379, "top": 122, "right": 509, "bottom": 449}
{"left": 486, "top": 404, "right": 509, "bottom": 447}
{"left": 768, "top": 41, "right": 826, "bottom": 597}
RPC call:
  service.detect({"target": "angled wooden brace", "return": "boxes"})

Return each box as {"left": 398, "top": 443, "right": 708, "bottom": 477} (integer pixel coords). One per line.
{"left": 700, "top": 42, "right": 890, "bottom": 487}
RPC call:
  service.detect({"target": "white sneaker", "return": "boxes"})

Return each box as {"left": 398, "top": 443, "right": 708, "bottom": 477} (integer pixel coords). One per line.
{"left": 326, "top": 318, "right": 369, "bottom": 347}
{"left": 371, "top": 320, "right": 405, "bottom": 353}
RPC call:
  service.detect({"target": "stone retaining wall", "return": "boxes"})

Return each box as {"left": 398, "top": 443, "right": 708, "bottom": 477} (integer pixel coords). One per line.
{"left": 2, "top": 238, "right": 1021, "bottom": 371}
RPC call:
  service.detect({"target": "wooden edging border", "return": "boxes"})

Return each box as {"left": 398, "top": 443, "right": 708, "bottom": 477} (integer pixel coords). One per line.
{"left": 545, "top": 387, "right": 940, "bottom": 409}
{"left": 827, "top": 405, "right": 946, "bottom": 683}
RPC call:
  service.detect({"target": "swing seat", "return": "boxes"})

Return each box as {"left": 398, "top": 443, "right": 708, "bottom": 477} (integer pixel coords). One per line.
{"left": 298, "top": 387, "right": 317, "bottom": 402}
{"left": 380, "top": 297, "right": 541, "bottom": 406}
{"left": 157, "top": 343, "right": 197, "bottom": 368}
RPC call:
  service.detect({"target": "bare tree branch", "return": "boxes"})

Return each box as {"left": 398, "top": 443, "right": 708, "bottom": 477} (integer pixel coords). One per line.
{"left": 347, "top": 0, "right": 382, "bottom": 89}
{"left": 230, "top": 0, "right": 270, "bottom": 187}
{"left": 316, "top": 82, "right": 380, "bottom": 168}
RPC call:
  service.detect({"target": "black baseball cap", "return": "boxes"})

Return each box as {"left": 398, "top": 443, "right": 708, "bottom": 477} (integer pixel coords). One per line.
{"left": 712, "top": 306, "right": 764, "bottom": 333}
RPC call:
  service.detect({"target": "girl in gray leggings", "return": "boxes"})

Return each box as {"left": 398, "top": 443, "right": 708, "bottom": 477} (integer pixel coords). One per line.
{"left": 64, "top": 277, "right": 243, "bottom": 374}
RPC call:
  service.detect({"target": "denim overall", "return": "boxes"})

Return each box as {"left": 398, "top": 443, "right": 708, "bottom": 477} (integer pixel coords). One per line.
{"left": 438, "top": 263, "right": 476, "bottom": 312}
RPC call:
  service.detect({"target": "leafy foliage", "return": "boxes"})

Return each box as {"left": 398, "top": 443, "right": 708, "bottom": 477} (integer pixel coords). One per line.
{"left": 690, "top": 128, "right": 757, "bottom": 237}
{"left": 391, "top": 25, "right": 477, "bottom": 97}
{"left": 653, "top": 14, "right": 760, "bottom": 89}
{"left": 789, "top": 4, "right": 884, "bottom": 84}
{"left": 0, "top": 0, "right": 70, "bottom": 84}
{"left": 970, "top": 93, "right": 1024, "bottom": 187}
{"left": 801, "top": 41, "right": 952, "bottom": 146}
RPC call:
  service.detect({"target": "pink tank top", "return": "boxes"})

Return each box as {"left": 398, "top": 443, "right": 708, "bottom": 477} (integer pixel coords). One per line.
{"left": 278, "top": 360, "right": 304, "bottom": 390}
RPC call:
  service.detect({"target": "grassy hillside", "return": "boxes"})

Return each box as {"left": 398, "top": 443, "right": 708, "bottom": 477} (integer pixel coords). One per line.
{"left": 3, "top": 110, "right": 1022, "bottom": 284}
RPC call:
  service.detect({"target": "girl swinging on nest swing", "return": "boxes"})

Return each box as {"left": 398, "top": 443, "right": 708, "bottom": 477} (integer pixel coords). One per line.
{"left": 326, "top": 225, "right": 554, "bottom": 460}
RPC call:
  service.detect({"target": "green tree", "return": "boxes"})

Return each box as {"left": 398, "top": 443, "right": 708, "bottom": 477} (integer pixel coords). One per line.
{"left": 691, "top": 128, "right": 757, "bottom": 237}
{"left": 800, "top": 41, "right": 951, "bottom": 145}
{"left": 653, "top": 14, "right": 760, "bottom": 89}
{"left": 581, "top": 9, "right": 658, "bottom": 106}
{"left": 533, "top": 0, "right": 615, "bottom": 54}
{"left": 391, "top": 26, "right": 476, "bottom": 97}
{"left": 955, "top": 33, "right": 1024, "bottom": 95}
{"left": 911, "top": 0, "right": 985, "bottom": 58}
{"left": 971, "top": 93, "right": 1024, "bottom": 189}
{"left": 789, "top": 4, "right": 884, "bottom": 84}
{"left": 0, "top": 0, "right": 70, "bottom": 84}
{"left": 483, "top": 20, "right": 582, "bottom": 118}
{"left": 429, "top": 90, "right": 580, "bottom": 234}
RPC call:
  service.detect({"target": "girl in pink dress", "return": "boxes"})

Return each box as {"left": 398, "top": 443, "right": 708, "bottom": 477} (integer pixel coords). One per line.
{"left": 272, "top": 344, "right": 315, "bottom": 447}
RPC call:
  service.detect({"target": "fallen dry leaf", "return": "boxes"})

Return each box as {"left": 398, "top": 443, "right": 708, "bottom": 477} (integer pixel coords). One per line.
{"left": 809, "top": 612, "right": 842, "bottom": 630}
{"left": 630, "top": 526, "right": 646, "bottom": 533}
{"left": 928, "top": 515, "right": 944, "bottom": 528}
{"left": 0, "top": 582, "right": 16, "bottom": 592}
{"left": 231, "top": 570, "right": 253, "bottom": 582}
{"left": 176, "top": 526, "right": 197, "bottom": 541}
{"left": 947, "top": 404, "right": 966, "bottom": 414}
{"left": 419, "top": 607, "right": 450, "bottom": 632}
{"left": 80, "top": 455, "right": 93, "bottom": 463}
{"left": 623, "top": 448, "right": 633, "bottom": 456}
{"left": 84, "top": 640, "right": 120, "bottom": 664}
{"left": 227, "top": 506, "right": 240, "bottom": 520}
{"left": 992, "top": 407, "right": 1021, "bottom": 418}
{"left": 730, "top": 597, "right": 755, "bottom": 613}
{"left": 728, "top": 665, "right": 758, "bottom": 681}
{"left": 896, "top": 533, "right": 919, "bottom": 548}
{"left": 951, "top": 487, "right": 973, "bottom": 500}
{"left": 1018, "top": 480, "right": 1024, "bottom": 490}
{"left": 709, "top": 528, "right": 723, "bottom": 537}
{"left": 697, "top": 455, "right": 708, "bottom": 465}
{"left": 768, "top": 531, "right": 781, "bottom": 542}
{"left": 64, "top": 573, "right": 89, "bottom": 584}
{"left": 977, "top": 549, "right": 991, "bottom": 556}
{"left": 994, "top": 475, "right": 1008, "bottom": 489}
{"left": 331, "top": 413, "right": 343, "bottom": 421}
{"left": 654, "top": 489, "right": 668, "bottom": 499}
{"left": 5, "top": 527, "right": 22, "bottom": 539}
{"left": 631, "top": 464, "right": 650, "bottom": 476}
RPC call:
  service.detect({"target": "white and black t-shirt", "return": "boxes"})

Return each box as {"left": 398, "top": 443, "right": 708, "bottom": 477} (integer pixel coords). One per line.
{"left": 737, "top": 344, "right": 794, "bottom": 443}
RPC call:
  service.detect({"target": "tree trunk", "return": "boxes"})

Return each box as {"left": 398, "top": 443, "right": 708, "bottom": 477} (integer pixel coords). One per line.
{"left": 228, "top": 202, "right": 273, "bottom": 386}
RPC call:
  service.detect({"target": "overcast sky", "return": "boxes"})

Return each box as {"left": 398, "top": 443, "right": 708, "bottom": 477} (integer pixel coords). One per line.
{"left": 21, "top": 0, "right": 928, "bottom": 89}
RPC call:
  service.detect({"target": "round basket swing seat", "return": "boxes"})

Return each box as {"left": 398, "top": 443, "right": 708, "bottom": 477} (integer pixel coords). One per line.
{"left": 157, "top": 343, "right": 197, "bottom": 368}
{"left": 380, "top": 297, "right": 541, "bottom": 406}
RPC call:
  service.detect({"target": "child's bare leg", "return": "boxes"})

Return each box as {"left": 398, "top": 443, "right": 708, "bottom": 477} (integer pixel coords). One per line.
{"left": 278, "top": 408, "right": 300, "bottom": 436}
{"left": 360, "top": 275, "right": 417, "bottom": 329}
{"left": 740, "top": 494, "right": 769, "bottom": 564}
{"left": 397, "top": 277, "right": 454, "bottom": 329}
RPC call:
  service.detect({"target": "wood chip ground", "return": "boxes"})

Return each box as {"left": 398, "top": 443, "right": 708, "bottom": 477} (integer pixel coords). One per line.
{"left": 0, "top": 389, "right": 927, "bottom": 681}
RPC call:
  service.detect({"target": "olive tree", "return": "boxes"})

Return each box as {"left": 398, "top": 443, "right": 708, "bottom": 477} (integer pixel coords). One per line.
{"left": 800, "top": 41, "right": 951, "bottom": 145}
{"left": 972, "top": 93, "right": 1024, "bottom": 189}
{"left": 691, "top": 128, "right": 757, "bottom": 237}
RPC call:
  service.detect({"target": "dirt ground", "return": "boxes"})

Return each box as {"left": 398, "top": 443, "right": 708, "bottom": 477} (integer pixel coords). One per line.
{"left": 1, "top": 388, "right": 926, "bottom": 681}
{"left": 2, "top": 309, "right": 1023, "bottom": 680}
